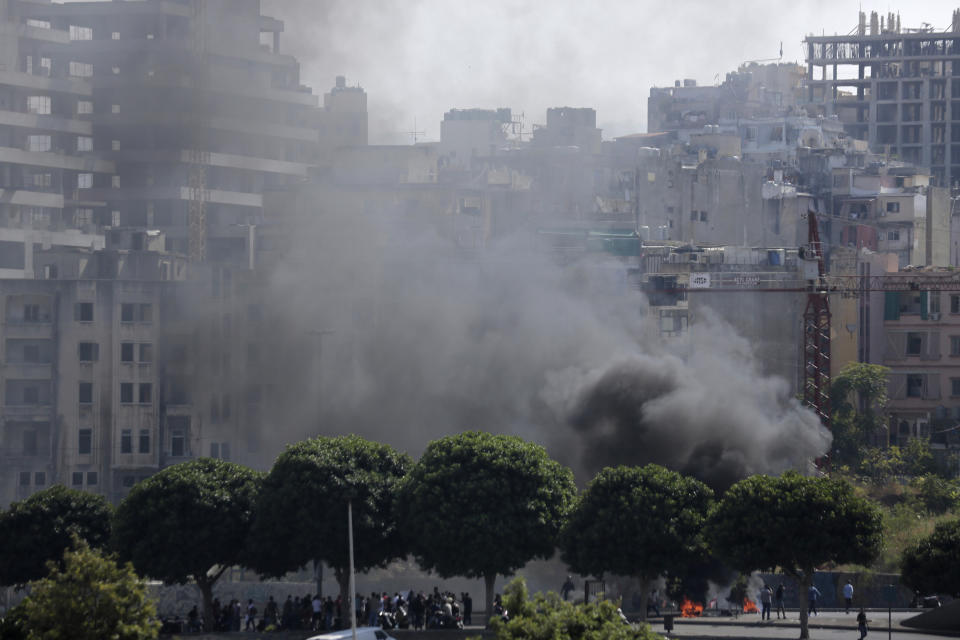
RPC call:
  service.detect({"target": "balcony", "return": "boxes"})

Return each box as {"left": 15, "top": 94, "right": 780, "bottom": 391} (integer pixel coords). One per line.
{"left": 2, "top": 404, "right": 52, "bottom": 418}
{"left": 3, "top": 320, "right": 54, "bottom": 339}
{"left": 2, "top": 362, "right": 53, "bottom": 378}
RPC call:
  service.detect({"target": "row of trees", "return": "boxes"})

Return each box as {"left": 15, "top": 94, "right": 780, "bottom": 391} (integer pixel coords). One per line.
{"left": 0, "top": 431, "right": 927, "bottom": 640}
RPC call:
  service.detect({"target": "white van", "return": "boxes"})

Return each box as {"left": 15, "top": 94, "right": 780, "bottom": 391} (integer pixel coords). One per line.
{"left": 305, "top": 628, "right": 396, "bottom": 640}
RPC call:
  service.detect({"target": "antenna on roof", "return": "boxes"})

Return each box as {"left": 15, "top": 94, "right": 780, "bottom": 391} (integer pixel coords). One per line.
{"left": 407, "top": 118, "right": 426, "bottom": 144}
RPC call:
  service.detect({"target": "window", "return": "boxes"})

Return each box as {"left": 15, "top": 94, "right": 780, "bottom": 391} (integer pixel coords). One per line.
{"left": 111, "top": 66, "right": 120, "bottom": 75}
{"left": 111, "top": 31, "right": 120, "bottom": 40}
{"left": 78, "top": 342, "right": 99, "bottom": 362}
{"left": 26, "top": 96, "right": 50, "bottom": 115}
{"left": 111, "top": 175, "right": 120, "bottom": 188}
{"left": 69, "top": 61, "right": 93, "bottom": 78}
{"left": 112, "top": 139, "right": 120, "bottom": 151}
{"left": 907, "top": 374, "right": 924, "bottom": 398}
{"left": 210, "top": 397, "right": 220, "bottom": 423}
{"left": 23, "top": 386, "right": 39, "bottom": 404}
{"left": 120, "top": 429, "right": 132, "bottom": 454}
{"left": 26, "top": 19, "right": 50, "bottom": 29}
{"left": 121, "top": 343, "right": 134, "bottom": 362}
{"left": 69, "top": 25, "right": 93, "bottom": 40}
{"left": 23, "top": 345, "right": 40, "bottom": 363}
{"left": 22, "top": 430, "right": 37, "bottom": 456}
{"left": 952, "top": 295, "right": 960, "bottom": 314}
{"left": 19, "top": 471, "right": 30, "bottom": 486}
{"left": 690, "top": 211, "right": 697, "bottom": 221}
{"left": 906, "top": 332, "right": 923, "bottom": 355}
{"left": 210, "top": 442, "right": 220, "bottom": 458}
{"left": 77, "top": 100, "right": 93, "bottom": 114}
{"left": 27, "top": 135, "right": 51, "bottom": 152}
{"left": 78, "top": 428, "right": 92, "bottom": 454}
{"left": 78, "top": 382, "right": 93, "bottom": 404}
{"left": 139, "top": 343, "right": 153, "bottom": 362}
{"left": 74, "top": 302, "right": 93, "bottom": 322}
{"left": 120, "top": 383, "right": 133, "bottom": 403}
{"left": 745, "top": 126, "right": 757, "bottom": 141}
{"left": 77, "top": 136, "right": 93, "bottom": 152}
{"left": 700, "top": 211, "right": 708, "bottom": 222}
{"left": 34, "top": 471, "right": 45, "bottom": 486}
{"left": 171, "top": 430, "right": 185, "bottom": 457}
{"left": 121, "top": 303, "right": 152, "bottom": 322}
{"left": 220, "top": 442, "right": 230, "bottom": 461}
{"left": 86, "top": 471, "right": 97, "bottom": 485}
{"left": 77, "top": 173, "right": 93, "bottom": 189}
{"left": 138, "top": 429, "right": 150, "bottom": 454}
{"left": 138, "top": 383, "right": 152, "bottom": 404}
{"left": 951, "top": 336, "right": 960, "bottom": 356}
{"left": 887, "top": 201, "right": 900, "bottom": 213}
{"left": 952, "top": 378, "right": 960, "bottom": 396}
{"left": 111, "top": 104, "right": 120, "bottom": 114}
{"left": 32, "top": 173, "right": 51, "bottom": 188}
{"left": 72, "top": 471, "right": 83, "bottom": 486}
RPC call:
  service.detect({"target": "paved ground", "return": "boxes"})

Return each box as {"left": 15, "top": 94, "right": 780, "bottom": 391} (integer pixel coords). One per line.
{"left": 641, "top": 609, "right": 957, "bottom": 640}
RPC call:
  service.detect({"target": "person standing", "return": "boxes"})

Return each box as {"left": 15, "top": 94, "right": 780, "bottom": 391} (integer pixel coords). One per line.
{"left": 775, "top": 583, "right": 786, "bottom": 619}
{"left": 843, "top": 580, "right": 855, "bottom": 614}
{"left": 857, "top": 608, "right": 868, "bottom": 639}
{"left": 760, "top": 584, "right": 773, "bottom": 621}
{"left": 808, "top": 585, "right": 821, "bottom": 616}
{"left": 463, "top": 592, "right": 472, "bottom": 625}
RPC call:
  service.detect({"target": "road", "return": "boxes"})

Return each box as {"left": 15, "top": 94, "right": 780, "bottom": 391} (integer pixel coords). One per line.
{"left": 648, "top": 609, "right": 953, "bottom": 640}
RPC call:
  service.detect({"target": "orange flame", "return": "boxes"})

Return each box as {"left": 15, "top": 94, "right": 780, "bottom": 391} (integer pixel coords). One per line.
{"left": 680, "top": 597, "right": 704, "bottom": 618}
{"left": 743, "top": 598, "right": 758, "bottom": 613}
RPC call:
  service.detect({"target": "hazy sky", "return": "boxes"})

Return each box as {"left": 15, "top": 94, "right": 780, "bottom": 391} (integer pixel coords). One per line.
{"left": 261, "top": 0, "right": 960, "bottom": 144}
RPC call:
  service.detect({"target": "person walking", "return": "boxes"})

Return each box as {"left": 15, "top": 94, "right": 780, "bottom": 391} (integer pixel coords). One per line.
{"left": 760, "top": 584, "right": 773, "bottom": 621}
{"left": 775, "top": 583, "right": 786, "bottom": 619}
{"left": 842, "top": 580, "right": 854, "bottom": 614}
{"left": 807, "top": 585, "right": 821, "bottom": 616}
{"left": 857, "top": 608, "right": 868, "bottom": 639}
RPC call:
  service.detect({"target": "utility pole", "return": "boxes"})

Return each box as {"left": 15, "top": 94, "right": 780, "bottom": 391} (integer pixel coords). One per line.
{"left": 307, "top": 329, "right": 333, "bottom": 598}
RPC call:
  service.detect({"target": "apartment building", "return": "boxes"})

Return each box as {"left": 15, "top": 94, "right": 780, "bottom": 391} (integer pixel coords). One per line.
{"left": 13, "top": 0, "right": 363, "bottom": 265}
{"left": 805, "top": 10, "right": 960, "bottom": 187}
{"left": 882, "top": 279, "right": 960, "bottom": 457}
{"left": 829, "top": 164, "right": 950, "bottom": 267}
{"left": 0, "top": 0, "right": 114, "bottom": 236}
{"left": 0, "top": 235, "right": 187, "bottom": 506}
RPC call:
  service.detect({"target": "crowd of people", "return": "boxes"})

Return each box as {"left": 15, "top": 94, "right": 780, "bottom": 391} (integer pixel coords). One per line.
{"left": 161, "top": 587, "right": 474, "bottom": 633}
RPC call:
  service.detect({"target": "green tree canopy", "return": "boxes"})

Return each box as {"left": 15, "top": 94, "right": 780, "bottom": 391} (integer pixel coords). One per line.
{"left": 112, "top": 458, "right": 261, "bottom": 630}
{"left": 901, "top": 519, "right": 960, "bottom": 595}
{"left": 397, "top": 432, "right": 577, "bottom": 620}
{"left": 830, "top": 362, "right": 889, "bottom": 466}
{"left": 559, "top": 464, "right": 713, "bottom": 621}
{"left": 490, "top": 576, "right": 659, "bottom": 640}
{"left": 18, "top": 537, "right": 159, "bottom": 640}
{"left": 0, "top": 485, "right": 112, "bottom": 587}
{"left": 247, "top": 435, "right": 410, "bottom": 603}
{"left": 708, "top": 471, "right": 883, "bottom": 639}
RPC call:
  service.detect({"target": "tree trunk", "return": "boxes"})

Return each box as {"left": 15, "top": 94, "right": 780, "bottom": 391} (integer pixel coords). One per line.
{"left": 484, "top": 572, "right": 497, "bottom": 625}
{"left": 799, "top": 571, "right": 812, "bottom": 640}
{"left": 335, "top": 565, "right": 350, "bottom": 628}
{"left": 637, "top": 575, "right": 651, "bottom": 622}
{"left": 196, "top": 575, "right": 215, "bottom": 632}
{"left": 313, "top": 559, "right": 323, "bottom": 600}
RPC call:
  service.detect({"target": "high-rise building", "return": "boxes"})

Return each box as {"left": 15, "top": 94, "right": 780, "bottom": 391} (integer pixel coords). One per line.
{"left": 805, "top": 10, "right": 960, "bottom": 187}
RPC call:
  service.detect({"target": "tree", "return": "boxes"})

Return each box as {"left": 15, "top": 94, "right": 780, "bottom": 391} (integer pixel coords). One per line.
{"left": 0, "top": 485, "right": 112, "bottom": 586}
{"left": 830, "top": 362, "right": 889, "bottom": 466}
{"left": 112, "top": 458, "right": 261, "bottom": 631}
{"left": 247, "top": 435, "right": 410, "bottom": 605}
{"left": 18, "top": 537, "right": 159, "bottom": 640}
{"left": 708, "top": 472, "right": 883, "bottom": 639}
{"left": 901, "top": 519, "right": 960, "bottom": 595}
{"left": 398, "top": 432, "right": 577, "bottom": 621}
{"left": 490, "top": 576, "right": 659, "bottom": 640}
{"left": 559, "top": 465, "right": 713, "bottom": 621}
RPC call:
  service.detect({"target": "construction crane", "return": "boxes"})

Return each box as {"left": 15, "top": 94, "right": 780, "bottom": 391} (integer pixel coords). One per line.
{"left": 649, "top": 211, "right": 960, "bottom": 441}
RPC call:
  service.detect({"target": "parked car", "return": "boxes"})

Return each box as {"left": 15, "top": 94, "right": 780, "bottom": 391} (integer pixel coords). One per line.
{"left": 306, "top": 627, "right": 397, "bottom": 640}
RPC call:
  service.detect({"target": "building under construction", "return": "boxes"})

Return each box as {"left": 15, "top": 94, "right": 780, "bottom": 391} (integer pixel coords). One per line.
{"left": 806, "top": 9, "right": 960, "bottom": 188}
